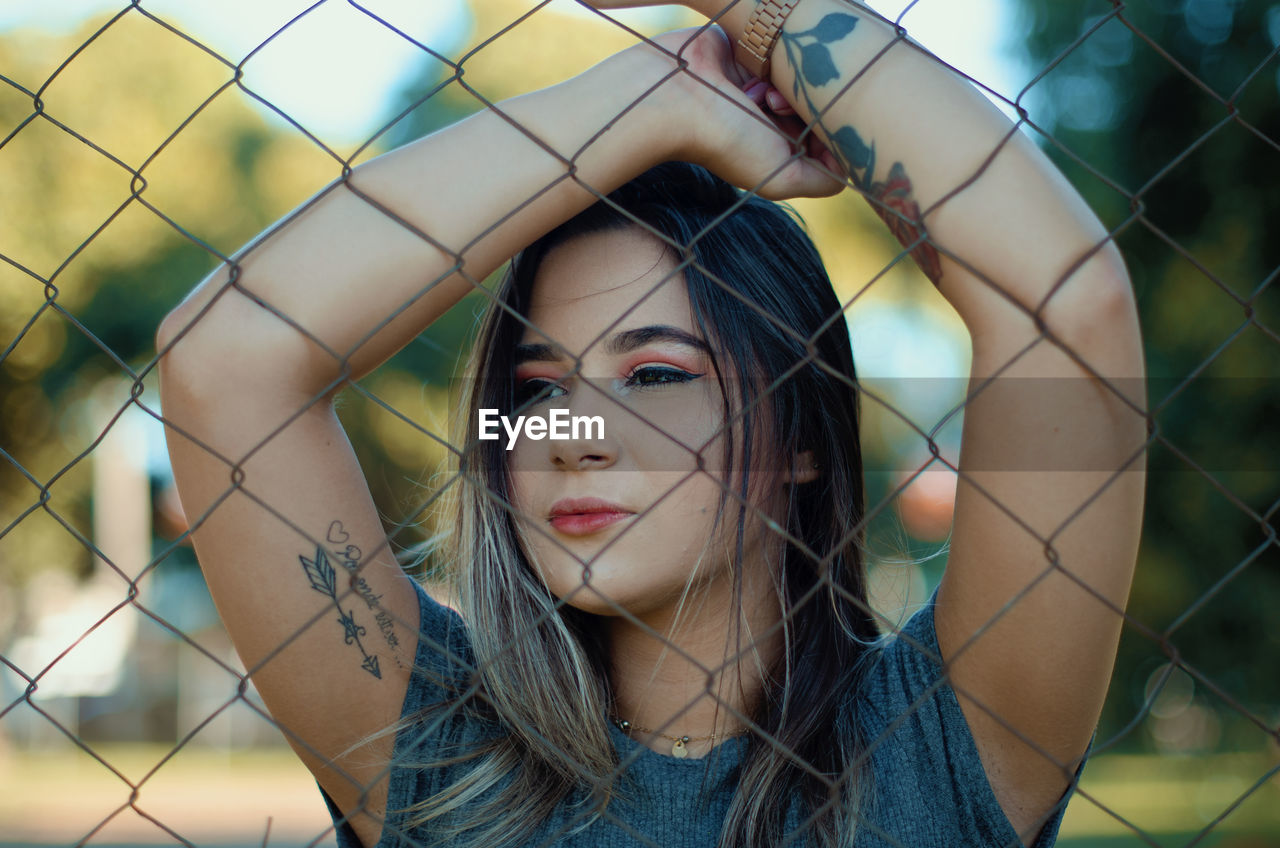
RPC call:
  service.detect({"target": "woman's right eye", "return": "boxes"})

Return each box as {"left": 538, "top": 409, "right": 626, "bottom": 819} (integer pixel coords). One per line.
{"left": 514, "top": 379, "right": 567, "bottom": 409}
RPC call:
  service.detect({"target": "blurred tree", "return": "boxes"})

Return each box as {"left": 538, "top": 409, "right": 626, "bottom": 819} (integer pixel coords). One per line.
{"left": 0, "top": 13, "right": 336, "bottom": 591}
{"left": 1010, "top": 0, "right": 1280, "bottom": 752}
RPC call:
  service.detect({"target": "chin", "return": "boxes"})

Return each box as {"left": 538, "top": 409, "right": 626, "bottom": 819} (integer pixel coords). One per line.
{"left": 542, "top": 574, "right": 650, "bottom": 618}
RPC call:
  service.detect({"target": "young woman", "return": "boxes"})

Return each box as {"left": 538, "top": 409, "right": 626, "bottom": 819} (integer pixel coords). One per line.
{"left": 157, "top": 1, "right": 1147, "bottom": 846}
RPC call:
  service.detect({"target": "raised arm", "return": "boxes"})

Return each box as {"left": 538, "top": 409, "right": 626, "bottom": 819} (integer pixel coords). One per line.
{"left": 595, "top": 0, "right": 1147, "bottom": 844}
{"left": 748, "top": 2, "right": 1146, "bottom": 844}
{"left": 156, "top": 28, "right": 835, "bottom": 847}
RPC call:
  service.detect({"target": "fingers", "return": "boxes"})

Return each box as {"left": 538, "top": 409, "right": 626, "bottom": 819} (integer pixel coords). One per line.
{"left": 765, "top": 88, "right": 796, "bottom": 116}
{"left": 678, "top": 52, "right": 845, "bottom": 200}
{"left": 789, "top": 135, "right": 847, "bottom": 197}
{"left": 739, "top": 76, "right": 795, "bottom": 117}
{"left": 736, "top": 76, "right": 845, "bottom": 197}
{"left": 742, "top": 78, "right": 770, "bottom": 105}
{"left": 762, "top": 156, "right": 847, "bottom": 200}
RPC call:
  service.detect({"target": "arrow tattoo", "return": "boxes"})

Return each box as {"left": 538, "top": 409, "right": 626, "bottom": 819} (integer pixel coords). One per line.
{"left": 300, "top": 545, "right": 382, "bottom": 679}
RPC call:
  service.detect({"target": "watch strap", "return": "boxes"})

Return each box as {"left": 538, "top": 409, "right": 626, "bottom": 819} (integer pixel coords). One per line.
{"left": 734, "top": 0, "right": 803, "bottom": 80}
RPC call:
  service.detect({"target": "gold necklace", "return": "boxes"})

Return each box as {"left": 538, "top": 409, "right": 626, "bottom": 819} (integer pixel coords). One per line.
{"left": 611, "top": 717, "right": 750, "bottom": 759}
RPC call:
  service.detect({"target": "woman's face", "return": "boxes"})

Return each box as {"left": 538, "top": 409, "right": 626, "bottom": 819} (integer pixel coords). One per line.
{"left": 506, "top": 227, "right": 774, "bottom": 621}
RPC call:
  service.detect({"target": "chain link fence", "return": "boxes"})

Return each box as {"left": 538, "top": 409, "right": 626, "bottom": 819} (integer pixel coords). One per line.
{"left": 1, "top": 0, "right": 1278, "bottom": 846}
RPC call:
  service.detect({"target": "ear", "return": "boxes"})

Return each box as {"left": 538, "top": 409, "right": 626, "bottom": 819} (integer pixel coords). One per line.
{"left": 782, "top": 449, "right": 821, "bottom": 485}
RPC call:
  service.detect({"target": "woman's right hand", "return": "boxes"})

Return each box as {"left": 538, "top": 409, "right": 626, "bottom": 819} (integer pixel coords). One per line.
{"left": 634, "top": 26, "right": 844, "bottom": 199}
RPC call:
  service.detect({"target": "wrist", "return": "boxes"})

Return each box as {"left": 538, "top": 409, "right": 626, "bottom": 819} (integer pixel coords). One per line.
{"left": 606, "top": 31, "right": 724, "bottom": 166}
{"left": 578, "top": 39, "right": 698, "bottom": 172}
{"left": 737, "top": 0, "right": 805, "bottom": 80}
{"left": 699, "top": 0, "right": 819, "bottom": 83}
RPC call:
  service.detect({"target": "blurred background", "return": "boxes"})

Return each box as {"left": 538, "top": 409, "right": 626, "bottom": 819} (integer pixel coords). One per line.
{"left": 0, "top": 0, "right": 1277, "bottom": 845}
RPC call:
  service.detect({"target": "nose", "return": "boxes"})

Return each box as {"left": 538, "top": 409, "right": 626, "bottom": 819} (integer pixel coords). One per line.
{"left": 547, "top": 377, "right": 620, "bottom": 471}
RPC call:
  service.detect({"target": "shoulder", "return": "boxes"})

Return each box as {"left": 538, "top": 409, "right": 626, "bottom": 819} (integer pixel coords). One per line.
{"left": 404, "top": 577, "right": 476, "bottom": 701}
{"left": 849, "top": 585, "right": 1090, "bottom": 848}
{"left": 857, "top": 589, "right": 943, "bottom": 713}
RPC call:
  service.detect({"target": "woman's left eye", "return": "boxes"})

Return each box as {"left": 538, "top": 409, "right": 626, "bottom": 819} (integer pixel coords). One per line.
{"left": 514, "top": 378, "right": 568, "bottom": 408}
{"left": 624, "top": 366, "right": 701, "bottom": 388}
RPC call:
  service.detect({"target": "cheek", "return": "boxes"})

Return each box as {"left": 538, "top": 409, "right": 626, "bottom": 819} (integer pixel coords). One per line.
{"left": 507, "top": 466, "right": 548, "bottom": 526}
{"left": 505, "top": 428, "right": 552, "bottom": 485}
{"left": 627, "top": 395, "right": 731, "bottom": 471}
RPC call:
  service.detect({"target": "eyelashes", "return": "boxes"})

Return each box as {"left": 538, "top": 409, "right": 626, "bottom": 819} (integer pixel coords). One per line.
{"left": 513, "top": 366, "right": 702, "bottom": 409}
{"left": 512, "top": 378, "right": 565, "bottom": 409}
{"left": 625, "top": 365, "right": 702, "bottom": 389}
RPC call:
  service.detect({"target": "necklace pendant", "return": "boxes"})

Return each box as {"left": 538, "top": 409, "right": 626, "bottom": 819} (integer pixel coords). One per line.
{"left": 671, "top": 737, "right": 688, "bottom": 758}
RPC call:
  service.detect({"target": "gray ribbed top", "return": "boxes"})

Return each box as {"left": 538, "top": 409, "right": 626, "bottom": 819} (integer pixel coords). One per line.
{"left": 320, "top": 580, "right": 1091, "bottom": 847}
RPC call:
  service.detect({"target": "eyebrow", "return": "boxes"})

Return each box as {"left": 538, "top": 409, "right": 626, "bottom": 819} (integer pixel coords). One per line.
{"left": 514, "top": 325, "right": 711, "bottom": 365}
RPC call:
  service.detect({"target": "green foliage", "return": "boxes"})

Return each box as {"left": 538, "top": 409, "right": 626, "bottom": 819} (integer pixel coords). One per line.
{"left": 1011, "top": 0, "right": 1280, "bottom": 753}
{"left": 0, "top": 12, "right": 490, "bottom": 589}
{"left": 0, "top": 17, "right": 294, "bottom": 586}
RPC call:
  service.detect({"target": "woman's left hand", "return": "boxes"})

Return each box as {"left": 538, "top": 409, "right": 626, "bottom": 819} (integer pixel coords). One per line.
{"left": 580, "top": 1, "right": 842, "bottom": 178}
{"left": 736, "top": 75, "right": 840, "bottom": 174}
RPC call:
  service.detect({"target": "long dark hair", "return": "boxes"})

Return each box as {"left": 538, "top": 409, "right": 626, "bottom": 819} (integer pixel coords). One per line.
{"left": 408, "top": 161, "right": 881, "bottom": 848}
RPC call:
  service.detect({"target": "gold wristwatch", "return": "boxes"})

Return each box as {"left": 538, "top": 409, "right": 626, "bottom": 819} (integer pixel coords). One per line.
{"left": 734, "top": 0, "right": 803, "bottom": 80}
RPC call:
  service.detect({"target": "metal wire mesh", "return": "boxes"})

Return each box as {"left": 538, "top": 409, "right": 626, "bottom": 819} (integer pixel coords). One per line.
{"left": 1, "top": 0, "right": 1277, "bottom": 846}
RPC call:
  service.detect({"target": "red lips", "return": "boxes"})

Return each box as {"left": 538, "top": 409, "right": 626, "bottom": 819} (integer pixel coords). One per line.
{"left": 548, "top": 497, "right": 635, "bottom": 536}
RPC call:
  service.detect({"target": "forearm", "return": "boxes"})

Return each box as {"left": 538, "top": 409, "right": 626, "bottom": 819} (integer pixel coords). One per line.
{"left": 742, "top": 0, "right": 1133, "bottom": 343}
{"left": 158, "top": 44, "right": 686, "bottom": 399}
